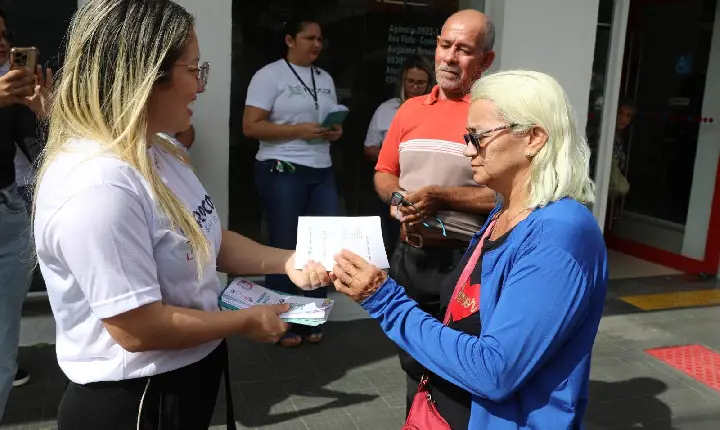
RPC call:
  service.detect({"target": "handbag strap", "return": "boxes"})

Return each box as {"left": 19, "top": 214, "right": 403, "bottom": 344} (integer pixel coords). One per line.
{"left": 415, "top": 218, "right": 497, "bottom": 390}
{"left": 443, "top": 218, "right": 496, "bottom": 325}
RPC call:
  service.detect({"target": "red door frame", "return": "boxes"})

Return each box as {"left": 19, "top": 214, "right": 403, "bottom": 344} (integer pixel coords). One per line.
{"left": 606, "top": 160, "right": 720, "bottom": 275}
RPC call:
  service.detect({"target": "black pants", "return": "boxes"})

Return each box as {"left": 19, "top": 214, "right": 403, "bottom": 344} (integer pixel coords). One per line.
{"left": 376, "top": 197, "right": 401, "bottom": 257}
{"left": 388, "top": 241, "right": 465, "bottom": 416}
{"left": 58, "top": 341, "right": 232, "bottom": 430}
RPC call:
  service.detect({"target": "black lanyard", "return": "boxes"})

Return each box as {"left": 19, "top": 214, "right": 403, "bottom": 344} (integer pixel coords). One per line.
{"left": 285, "top": 59, "right": 319, "bottom": 113}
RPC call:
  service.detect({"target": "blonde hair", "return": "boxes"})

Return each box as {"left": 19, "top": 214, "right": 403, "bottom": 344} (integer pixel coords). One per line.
{"left": 470, "top": 70, "right": 595, "bottom": 208}
{"left": 33, "top": 0, "right": 210, "bottom": 275}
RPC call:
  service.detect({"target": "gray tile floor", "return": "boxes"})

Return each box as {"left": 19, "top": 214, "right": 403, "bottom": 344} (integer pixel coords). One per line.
{"left": 3, "top": 276, "right": 720, "bottom": 430}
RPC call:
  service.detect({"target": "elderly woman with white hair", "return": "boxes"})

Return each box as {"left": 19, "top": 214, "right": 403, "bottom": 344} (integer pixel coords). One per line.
{"left": 331, "top": 70, "right": 608, "bottom": 429}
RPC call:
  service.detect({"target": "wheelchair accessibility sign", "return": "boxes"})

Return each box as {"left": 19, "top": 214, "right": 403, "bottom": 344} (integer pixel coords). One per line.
{"left": 676, "top": 55, "right": 693, "bottom": 75}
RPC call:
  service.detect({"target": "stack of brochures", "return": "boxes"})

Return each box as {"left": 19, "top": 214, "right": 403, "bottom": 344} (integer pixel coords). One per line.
{"left": 219, "top": 278, "right": 334, "bottom": 327}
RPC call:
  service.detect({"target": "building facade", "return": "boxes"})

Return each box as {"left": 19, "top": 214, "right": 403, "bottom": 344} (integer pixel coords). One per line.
{"left": 29, "top": 0, "right": 720, "bottom": 279}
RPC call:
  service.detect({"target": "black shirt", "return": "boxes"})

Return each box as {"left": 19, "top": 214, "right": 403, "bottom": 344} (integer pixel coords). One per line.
{"left": 427, "top": 229, "right": 511, "bottom": 429}
{"left": 0, "top": 103, "right": 42, "bottom": 189}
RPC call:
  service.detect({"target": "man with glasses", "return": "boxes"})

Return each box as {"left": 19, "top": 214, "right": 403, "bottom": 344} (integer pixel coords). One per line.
{"left": 373, "top": 9, "right": 498, "bottom": 414}
{"left": 0, "top": 7, "right": 51, "bottom": 421}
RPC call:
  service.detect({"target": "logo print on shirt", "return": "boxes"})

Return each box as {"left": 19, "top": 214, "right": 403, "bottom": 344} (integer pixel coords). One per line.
{"left": 286, "top": 84, "right": 333, "bottom": 98}
{"left": 153, "top": 153, "right": 161, "bottom": 170}
{"left": 185, "top": 240, "right": 193, "bottom": 261}
{"left": 192, "top": 194, "right": 216, "bottom": 227}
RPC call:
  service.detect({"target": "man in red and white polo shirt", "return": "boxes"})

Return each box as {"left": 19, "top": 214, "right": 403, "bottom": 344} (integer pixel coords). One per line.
{"left": 374, "top": 9, "right": 497, "bottom": 413}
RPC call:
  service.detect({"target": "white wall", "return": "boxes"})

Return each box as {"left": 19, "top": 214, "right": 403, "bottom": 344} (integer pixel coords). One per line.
{"left": 173, "top": 0, "right": 232, "bottom": 231}
{"left": 684, "top": 4, "right": 720, "bottom": 262}
{"left": 484, "top": 0, "right": 599, "bottom": 137}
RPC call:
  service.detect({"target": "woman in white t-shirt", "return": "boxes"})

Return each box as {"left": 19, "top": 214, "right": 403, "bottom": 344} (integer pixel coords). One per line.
{"left": 363, "top": 55, "right": 434, "bottom": 161}
{"left": 32, "top": 1, "right": 329, "bottom": 428}
{"left": 364, "top": 55, "right": 434, "bottom": 255}
{"left": 243, "top": 16, "right": 341, "bottom": 347}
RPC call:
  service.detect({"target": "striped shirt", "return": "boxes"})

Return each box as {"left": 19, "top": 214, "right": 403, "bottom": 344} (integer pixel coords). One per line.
{"left": 376, "top": 85, "right": 485, "bottom": 238}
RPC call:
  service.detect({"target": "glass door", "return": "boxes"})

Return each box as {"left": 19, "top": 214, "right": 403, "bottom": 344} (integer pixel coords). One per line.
{"left": 604, "top": 0, "right": 720, "bottom": 275}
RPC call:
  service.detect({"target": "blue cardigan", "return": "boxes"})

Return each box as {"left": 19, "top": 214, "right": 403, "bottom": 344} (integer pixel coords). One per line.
{"left": 362, "top": 198, "right": 608, "bottom": 429}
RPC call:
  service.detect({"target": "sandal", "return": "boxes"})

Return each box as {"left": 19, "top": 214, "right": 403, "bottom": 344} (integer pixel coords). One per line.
{"left": 277, "top": 331, "right": 302, "bottom": 347}
{"left": 306, "top": 326, "right": 324, "bottom": 344}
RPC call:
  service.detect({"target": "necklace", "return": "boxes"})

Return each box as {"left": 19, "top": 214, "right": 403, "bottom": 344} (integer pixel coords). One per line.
{"left": 493, "top": 207, "right": 530, "bottom": 240}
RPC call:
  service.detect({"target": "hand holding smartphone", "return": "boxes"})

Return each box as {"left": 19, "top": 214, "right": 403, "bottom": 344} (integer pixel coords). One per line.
{"left": 6, "top": 46, "right": 54, "bottom": 117}
{"left": 10, "top": 47, "right": 39, "bottom": 73}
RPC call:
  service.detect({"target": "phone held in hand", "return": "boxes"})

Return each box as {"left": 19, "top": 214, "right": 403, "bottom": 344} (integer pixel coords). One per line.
{"left": 10, "top": 47, "right": 39, "bottom": 73}
{"left": 320, "top": 105, "right": 350, "bottom": 129}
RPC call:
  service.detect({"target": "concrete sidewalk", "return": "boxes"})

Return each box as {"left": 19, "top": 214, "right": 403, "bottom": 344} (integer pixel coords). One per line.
{"left": 2, "top": 275, "right": 720, "bottom": 430}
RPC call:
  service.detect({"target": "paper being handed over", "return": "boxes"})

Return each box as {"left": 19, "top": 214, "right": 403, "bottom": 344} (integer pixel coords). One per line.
{"left": 294, "top": 216, "right": 390, "bottom": 270}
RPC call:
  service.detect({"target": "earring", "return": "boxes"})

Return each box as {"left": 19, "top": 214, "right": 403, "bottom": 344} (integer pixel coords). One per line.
{"left": 526, "top": 152, "right": 533, "bottom": 159}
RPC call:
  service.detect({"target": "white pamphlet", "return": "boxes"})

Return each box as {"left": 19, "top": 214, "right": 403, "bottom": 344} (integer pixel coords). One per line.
{"left": 219, "top": 278, "right": 334, "bottom": 326}
{"left": 294, "top": 216, "right": 389, "bottom": 270}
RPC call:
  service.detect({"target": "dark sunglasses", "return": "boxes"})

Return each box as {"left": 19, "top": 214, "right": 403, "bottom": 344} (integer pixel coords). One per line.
{"left": 463, "top": 123, "right": 518, "bottom": 152}
{"left": 390, "top": 191, "right": 447, "bottom": 237}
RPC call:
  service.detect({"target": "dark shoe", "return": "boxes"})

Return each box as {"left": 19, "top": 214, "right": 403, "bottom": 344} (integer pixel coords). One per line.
{"left": 13, "top": 368, "right": 30, "bottom": 387}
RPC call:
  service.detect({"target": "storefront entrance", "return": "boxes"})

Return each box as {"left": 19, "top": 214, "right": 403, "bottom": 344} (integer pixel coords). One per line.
{"left": 228, "top": 0, "right": 458, "bottom": 242}
{"left": 592, "top": 0, "right": 720, "bottom": 277}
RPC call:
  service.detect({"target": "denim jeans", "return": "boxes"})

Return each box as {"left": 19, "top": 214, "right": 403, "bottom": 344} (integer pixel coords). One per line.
{"left": 16, "top": 184, "right": 32, "bottom": 215}
{"left": 0, "top": 184, "right": 32, "bottom": 421}
{"left": 254, "top": 160, "right": 339, "bottom": 303}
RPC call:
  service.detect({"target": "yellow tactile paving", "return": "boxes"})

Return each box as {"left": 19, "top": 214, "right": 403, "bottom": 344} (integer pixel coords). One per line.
{"left": 619, "top": 289, "right": 720, "bottom": 311}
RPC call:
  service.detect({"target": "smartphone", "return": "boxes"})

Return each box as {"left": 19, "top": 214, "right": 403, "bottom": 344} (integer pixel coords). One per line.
{"left": 10, "top": 47, "right": 39, "bottom": 73}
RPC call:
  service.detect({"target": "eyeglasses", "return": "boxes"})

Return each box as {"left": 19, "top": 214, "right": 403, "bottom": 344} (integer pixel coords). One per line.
{"left": 404, "top": 77, "right": 428, "bottom": 88}
{"left": 390, "top": 191, "right": 447, "bottom": 237}
{"left": 193, "top": 62, "right": 210, "bottom": 92}
{"left": 175, "top": 61, "right": 210, "bottom": 92}
{"left": 463, "top": 123, "right": 518, "bottom": 152}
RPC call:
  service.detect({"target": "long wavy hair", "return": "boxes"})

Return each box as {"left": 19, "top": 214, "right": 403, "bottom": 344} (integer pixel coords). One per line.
{"left": 33, "top": 0, "right": 210, "bottom": 274}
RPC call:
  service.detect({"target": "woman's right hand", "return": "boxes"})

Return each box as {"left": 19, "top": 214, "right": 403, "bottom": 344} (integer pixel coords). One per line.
{"left": 295, "top": 122, "right": 326, "bottom": 140}
{"left": 241, "top": 304, "right": 290, "bottom": 343}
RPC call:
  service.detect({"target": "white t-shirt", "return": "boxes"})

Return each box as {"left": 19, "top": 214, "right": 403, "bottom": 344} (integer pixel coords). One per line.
{"left": 33, "top": 137, "right": 223, "bottom": 384}
{"left": 364, "top": 98, "right": 401, "bottom": 148}
{"left": 245, "top": 59, "right": 338, "bottom": 168}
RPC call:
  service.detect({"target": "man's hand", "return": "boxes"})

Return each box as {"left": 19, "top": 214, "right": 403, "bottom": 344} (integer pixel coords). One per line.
{"left": 402, "top": 186, "right": 445, "bottom": 226}
{"left": 20, "top": 65, "right": 53, "bottom": 118}
{"left": 0, "top": 69, "right": 35, "bottom": 108}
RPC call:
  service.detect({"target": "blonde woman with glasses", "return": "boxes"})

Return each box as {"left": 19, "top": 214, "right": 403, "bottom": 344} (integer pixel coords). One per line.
{"left": 32, "top": 1, "right": 328, "bottom": 428}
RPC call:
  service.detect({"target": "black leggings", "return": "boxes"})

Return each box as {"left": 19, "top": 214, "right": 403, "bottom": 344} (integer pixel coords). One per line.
{"left": 57, "top": 341, "right": 234, "bottom": 430}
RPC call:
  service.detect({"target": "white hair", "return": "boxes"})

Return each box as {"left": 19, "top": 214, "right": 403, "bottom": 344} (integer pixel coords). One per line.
{"left": 470, "top": 70, "right": 595, "bottom": 208}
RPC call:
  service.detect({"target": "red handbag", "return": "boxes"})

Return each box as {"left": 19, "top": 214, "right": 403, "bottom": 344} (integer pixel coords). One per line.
{"left": 402, "top": 219, "right": 496, "bottom": 430}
